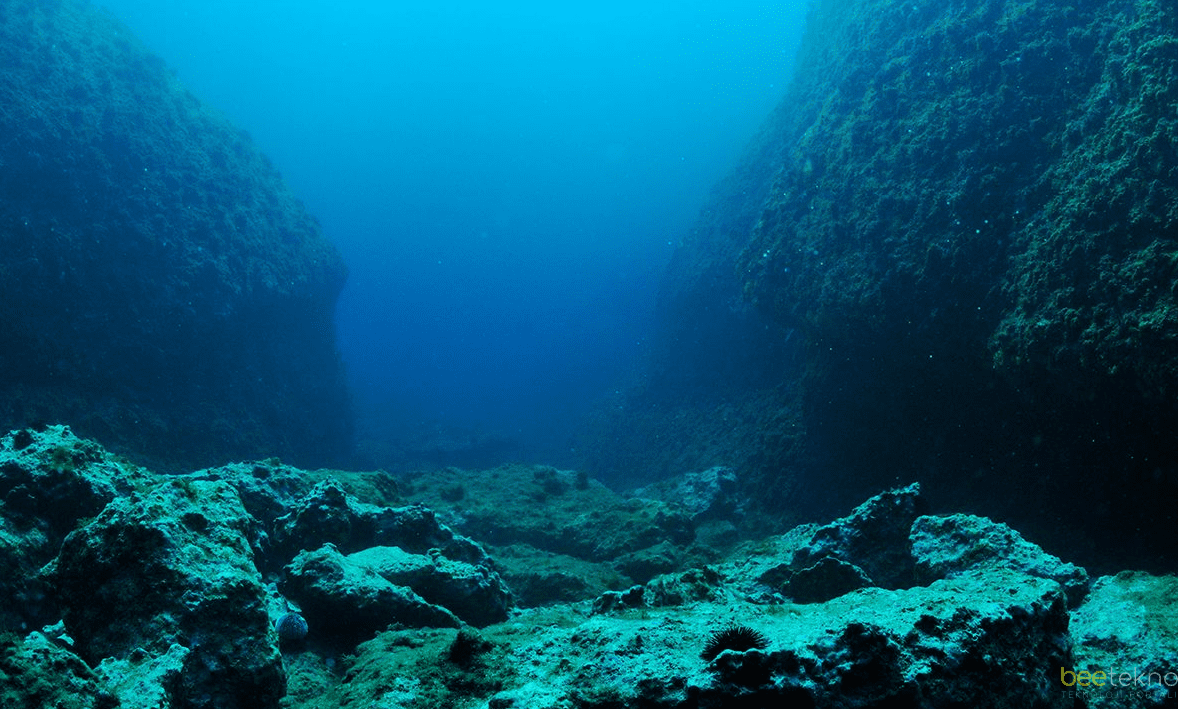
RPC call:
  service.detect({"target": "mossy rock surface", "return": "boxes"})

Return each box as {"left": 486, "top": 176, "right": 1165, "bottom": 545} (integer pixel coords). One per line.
{"left": 0, "top": 0, "right": 350, "bottom": 469}
{"left": 619, "top": 0, "right": 1178, "bottom": 568}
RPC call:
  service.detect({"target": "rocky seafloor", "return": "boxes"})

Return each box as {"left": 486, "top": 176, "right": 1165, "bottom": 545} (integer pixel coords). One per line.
{"left": 1, "top": 425, "right": 1176, "bottom": 709}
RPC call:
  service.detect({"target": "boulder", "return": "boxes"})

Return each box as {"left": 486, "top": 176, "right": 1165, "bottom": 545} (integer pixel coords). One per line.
{"left": 348, "top": 546, "right": 512, "bottom": 627}
{"left": 1069, "top": 571, "right": 1178, "bottom": 709}
{"left": 777, "top": 483, "right": 924, "bottom": 600}
{"left": 0, "top": 631, "right": 119, "bottom": 709}
{"left": 272, "top": 480, "right": 493, "bottom": 566}
{"left": 94, "top": 643, "right": 190, "bottom": 709}
{"left": 282, "top": 544, "right": 460, "bottom": 646}
{"left": 911, "top": 513, "right": 1090, "bottom": 607}
{"left": 42, "top": 479, "right": 283, "bottom": 709}
{"left": 634, "top": 465, "right": 742, "bottom": 522}
{"left": 0, "top": 426, "right": 148, "bottom": 631}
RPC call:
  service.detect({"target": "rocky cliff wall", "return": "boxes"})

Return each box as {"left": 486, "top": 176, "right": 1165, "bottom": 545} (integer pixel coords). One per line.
{"left": 0, "top": 0, "right": 351, "bottom": 469}
{"left": 598, "top": 0, "right": 1178, "bottom": 570}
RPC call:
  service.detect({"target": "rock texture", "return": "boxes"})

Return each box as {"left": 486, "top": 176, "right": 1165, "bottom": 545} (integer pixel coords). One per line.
{"left": 42, "top": 478, "right": 283, "bottom": 709}
{"left": 1070, "top": 571, "right": 1178, "bottom": 709}
{"left": 585, "top": 0, "right": 1178, "bottom": 571}
{"left": 0, "top": 0, "right": 350, "bottom": 470}
{"left": 6, "top": 430, "right": 1178, "bottom": 709}
{"left": 0, "top": 631, "right": 119, "bottom": 709}
{"left": 282, "top": 544, "right": 462, "bottom": 644}
{"left": 911, "top": 513, "right": 1091, "bottom": 607}
{"left": 0, "top": 425, "right": 151, "bottom": 631}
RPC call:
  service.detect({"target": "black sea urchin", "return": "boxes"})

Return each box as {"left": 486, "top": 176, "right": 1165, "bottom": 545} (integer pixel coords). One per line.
{"left": 700, "top": 625, "right": 769, "bottom": 661}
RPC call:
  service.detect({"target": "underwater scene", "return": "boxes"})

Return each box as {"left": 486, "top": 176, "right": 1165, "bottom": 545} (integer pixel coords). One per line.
{"left": 2, "top": 0, "right": 1177, "bottom": 707}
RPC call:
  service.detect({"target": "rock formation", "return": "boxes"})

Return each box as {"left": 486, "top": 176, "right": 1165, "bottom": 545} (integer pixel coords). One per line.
{"left": 6, "top": 429, "right": 1176, "bottom": 708}
{"left": 583, "top": 0, "right": 1178, "bottom": 571}
{"left": 0, "top": 0, "right": 351, "bottom": 469}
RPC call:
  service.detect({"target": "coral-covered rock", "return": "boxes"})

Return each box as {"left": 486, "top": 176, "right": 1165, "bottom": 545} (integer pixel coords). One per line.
{"left": 42, "top": 479, "right": 283, "bottom": 709}
{"left": 911, "top": 513, "right": 1090, "bottom": 607}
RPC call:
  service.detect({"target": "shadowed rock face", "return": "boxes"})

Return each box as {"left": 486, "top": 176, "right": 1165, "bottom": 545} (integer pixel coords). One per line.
{"left": 731, "top": 0, "right": 1178, "bottom": 566}
{"left": 0, "top": 0, "right": 351, "bottom": 469}
{"left": 588, "top": 0, "right": 1177, "bottom": 570}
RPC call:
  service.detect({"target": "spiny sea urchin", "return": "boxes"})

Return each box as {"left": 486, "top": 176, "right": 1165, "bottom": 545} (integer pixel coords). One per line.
{"left": 700, "top": 624, "right": 769, "bottom": 661}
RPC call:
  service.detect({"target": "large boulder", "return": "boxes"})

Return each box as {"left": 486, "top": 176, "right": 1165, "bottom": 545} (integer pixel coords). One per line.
{"left": 1070, "top": 571, "right": 1178, "bottom": 709}
{"left": 911, "top": 513, "right": 1090, "bottom": 607}
{"left": 42, "top": 479, "right": 283, "bottom": 709}
{"left": 282, "top": 544, "right": 461, "bottom": 647}
{"left": 347, "top": 545, "right": 512, "bottom": 627}
{"left": 0, "top": 0, "right": 351, "bottom": 470}
{"left": 0, "top": 425, "right": 151, "bottom": 631}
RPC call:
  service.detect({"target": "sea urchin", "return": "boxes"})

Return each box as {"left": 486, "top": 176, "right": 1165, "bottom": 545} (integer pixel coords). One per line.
{"left": 700, "top": 624, "right": 769, "bottom": 661}
{"left": 275, "top": 612, "right": 309, "bottom": 647}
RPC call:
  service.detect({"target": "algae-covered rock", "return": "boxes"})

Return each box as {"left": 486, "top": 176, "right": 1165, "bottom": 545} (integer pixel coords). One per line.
{"left": 739, "top": 0, "right": 1178, "bottom": 402}
{"left": 400, "top": 464, "right": 701, "bottom": 605}
{"left": 348, "top": 545, "right": 512, "bottom": 627}
{"left": 487, "top": 544, "right": 620, "bottom": 607}
{"left": 0, "top": 631, "right": 119, "bottom": 709}
{"left": 634, "top": 465, "right": 743, "bottom": 523}
{"left": 0, "top": 425, "right": 147, "bottom": 533}
{"left": 5, "top": 428, "right": 1145, "bottom": 708}
{"left": 282, "top": 544, "right": 461, "bottom": 646}
{"left": 43, "top": 479, "right": 283, "bottom": 709}
{"left": 94, "top": 643, "right": 189, "bottom": 709}
{"left": 272, "top": 479, "right": 492, "bottom": 566}
{"left": 404, "top": 464, "right": 695, "bottom": 561}
{"left": 0, "top": 425, "right": 152, "bottom": 632}
{"left": 911, "top": 513, "right": 1090, "bottom": 607}
{"left": 317, "top": 570, "right": 1070, "bottom": 709}
{"left": 782, "top": 482, "right": 925, "bottom": 597}
{"left": 185, "top": 459, "right": 321, "bottom": 535}
{"left": 616, "top": 0, "right": 1178, "bottom": 569}
{"left": 0, "top": 0, "right": 351, "bottom": 470}
{"left": 1070, "top": 571, "right": 1178, "bottom": 709}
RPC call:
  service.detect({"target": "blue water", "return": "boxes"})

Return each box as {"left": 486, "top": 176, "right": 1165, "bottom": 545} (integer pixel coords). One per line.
{"left": 96, "top": 0, "right": 806, "bottom": 466}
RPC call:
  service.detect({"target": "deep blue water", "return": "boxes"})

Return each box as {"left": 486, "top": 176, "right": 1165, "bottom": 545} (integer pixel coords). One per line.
{"left": 96, "top": 0, "right": 806, "bottom": 466}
